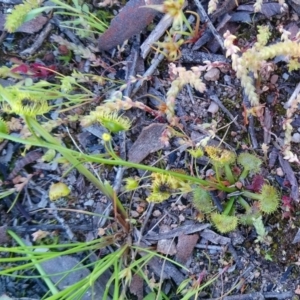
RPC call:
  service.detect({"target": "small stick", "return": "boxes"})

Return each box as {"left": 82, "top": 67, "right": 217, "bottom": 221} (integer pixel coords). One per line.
{"left": 209, "top": 94, "right": 241, "bottom": 129}
{"left": 243, "top": 91, "right": 258, "bottom": 149}
{"left": 51, "top": 16, "right": 84, "bottom": 47}
{"left": 140, "top": 14, "right": 173, "bottom": 59}
{"left": 49, "top": 202, "right": 75, "bottom": 240}
{"left": 284, "top": 82, "right": 300, "bottom": 109}
{"left": 20, "top": 22, "right": 53, "bottom": 57}
{"left": 132, "top": 15, "right": 195, "bottom": 96}
{"left": 193, "top": 0, "right": 225, "bottom": 50}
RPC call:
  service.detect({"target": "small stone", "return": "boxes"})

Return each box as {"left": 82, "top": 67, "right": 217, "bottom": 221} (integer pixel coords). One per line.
{"left": 98, "top": 228, "right": 105, "bottom": 236}
{"left": 152, "top": 210, "right": 161, "bottom": 217}
{"left": 235, "top": 181, "right": 243, "bottom": 189}
{"left": 206, "top": 169, "right": 215, "bottom": 177}
{"left": 84, "top": 199, "right": 94, "bottom": 206}
{"left": 131, "top": 210, "right": 140, "bottom": 218}
{"left": 276, "top": 167, "right": 284, "bottom": 176}
{"left": 204, "top": 68, "right": 220, "bottom": 81}
{"left": 254, "top": 270, "right": 260, "bottom": 278}
{"left": 292, "top": 132, "right": 300, "bottom": 143}
{"left": 223, "top": 75, "right": 232, "bottom": 84}
{"left": 270, "top": 74, "right": 279, "bottom": 84}
{"left": 207, "top": 101, "right": 219, "bottom": 114}
{"left": 178, "top": 214, "right": 185, "bottom": 222}
{"left": 283, "top": 73, "right": 289, "bottom": 80}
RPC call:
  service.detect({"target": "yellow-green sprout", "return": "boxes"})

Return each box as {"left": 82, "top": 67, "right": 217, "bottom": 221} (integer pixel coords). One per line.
{"left": 237, "top": 152, "right": 262, "bottom": 180}
{"left": 188, "top": 147, "right": 204, "bottom": 158}
{"left": 124, "top": 178, "right": 139, "bottom": 191}
{"left": 192, "top": 187, "right": 214, "bottom": 214}
{"left": 147, "top": 173, "right": 180, "bottom": 203}
{"left": 41, "top": 149, "right": 56, "bottom": 162}
{"left": 0, "top": 118, "right": 9, "bottom": 142}
{"left": 81, "top": 110, "right": 131, "bottom": 133}
{"left": 243, "top": 184, "right": 279, "bottom": 214}
{"left": 205, "top": 146, "right": 236, "bottom": 183}
{"left": 5, "top": 0, "right": 42, "bottom": 33}
{"left": 211, "top": 213, "right": 238, "bottom": 233}
{"left": 49, "top": 182, "right": 70, "bottom": 201}
{"left": 2, "top": 89, "right": 49, "bottom": 117}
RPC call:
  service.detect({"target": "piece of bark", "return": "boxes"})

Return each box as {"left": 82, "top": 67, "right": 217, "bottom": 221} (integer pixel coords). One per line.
{"left": 128, "top": 123, "right": 167, "bottom": 163}
{"left": 140, "top": 13, "right": 172, "bottom": 59}
{"left": 200, "top": 229, "right": 231, "bottom": 245}
{"left": 20, "top": 22, "right": 53, "bottom": 57}
{"left": 237, "top": 3, "right": 283, "bottom": 19}
{"left": 180, "top": 48, "right": 228, "bottom": 64}
{"left": 157, "top": 225, "right": 177, "bottom": 255}
{"left": 145, "top": 223, "right": 210, "bottom": 240}
{"left": 0, "top": 226, "right": 10, "bottom": 244}
{"left": 98, "top": 0, "right": 163, "bottom": 51}
{"left": 292, "top": 228, "right": 300, "bottom": 244}
{"left": 278, "top": 154, "right": 299, "bottom": 201}
{"left": 263, "top": 107, "right": 272, "bottom": 144}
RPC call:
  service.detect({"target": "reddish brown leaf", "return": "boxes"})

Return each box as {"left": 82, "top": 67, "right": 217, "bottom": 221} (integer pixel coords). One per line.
{"left": 11, "top": 63, "right": 56, "bottom": 78}
{"left": 245, "top": 175, "right": 265, "bottom": 193}
{"left": 98, "top": 0, "right": 163, "bottom": 51}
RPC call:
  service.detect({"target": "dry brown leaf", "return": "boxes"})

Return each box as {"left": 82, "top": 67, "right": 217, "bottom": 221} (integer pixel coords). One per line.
{"left": 129, "top": 274, "right": 143, "bottom": 300}
{"left": 98, "top": 0, "right": 163, "bottom": 51}
{"left": 128, "top": 123, "right": 167, "bottom": 163}
{"left": 0, "top": 13, "right": 48, "bottom": 33}
{"left": 8, "top": 151, "right": 43, "bottom": 180}
{"left": 13, "top": 174, "right": 33, "bottom": 192}
{"left": 32, "top": 229, "right": 50, "bottom": 242}
{"left": 157, "top": 225, "right": 177, "bottom": 255}
{"left": 175, "top": 234, "right": 198, "bottom": 264}
{"left": 7, "top": 117, "right": 23, "bottom": 132}
{"left": 278, "top": 154, "right": 299, "bottom": 201}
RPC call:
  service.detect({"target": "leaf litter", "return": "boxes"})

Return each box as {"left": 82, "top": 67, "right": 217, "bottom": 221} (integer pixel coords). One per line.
{"left": 1, "top": 0, "right": 300, "bottom": 298}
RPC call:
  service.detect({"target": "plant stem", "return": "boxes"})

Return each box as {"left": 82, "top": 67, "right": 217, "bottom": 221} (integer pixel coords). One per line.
{"left": 223, "top": 197, "right": 235, "bottom": 216}
{"left": 242, "top": 190, "right": 261, "bottom": 201}
{"left": 224, "top": 164, "right": 235, "bottom": 184}
{"left": 214, "top": 166, "right": 221, "bottom": 183}
{"left": 239, "top": 169, "right": 249, "bottom": 181}
{"left": 237, "top": 196, "right": 251, "bottom": 211}
{"left": 0, "top": 130, "right": 236, "bottom": 193}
